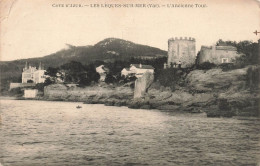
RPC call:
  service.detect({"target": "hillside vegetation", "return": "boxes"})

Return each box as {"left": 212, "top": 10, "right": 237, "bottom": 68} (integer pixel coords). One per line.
{"left": 0, "top": 38, "right": 167, "bottom": 92}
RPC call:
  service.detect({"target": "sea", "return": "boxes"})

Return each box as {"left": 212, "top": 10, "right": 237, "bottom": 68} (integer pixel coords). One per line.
{"left": 0, "top": 99, "right": 259, "bottom": 166}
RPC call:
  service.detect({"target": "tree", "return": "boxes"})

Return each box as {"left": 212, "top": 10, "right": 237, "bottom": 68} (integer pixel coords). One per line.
{"left": 35, "top": 83, "right": 45, "bottom": 91}
{"left": 61, "top": 61, "right": 86, "bottom": 83}
{"left": 45, "top": 67, "right": 59, "bottom": 77}
{"left": 105, "top": 74, "right": 116, "bottom": 84}
{"left": 85, "top": 64, "right": 100, "bottom": 83}
{"left": 61, "top": 61, "right": 85, "bottom": 73}
{"left": 78, "top": 73, "right": 91, "bottom": 86}
{"left": 44, "top": 77, "right": 54, "bottom": 85}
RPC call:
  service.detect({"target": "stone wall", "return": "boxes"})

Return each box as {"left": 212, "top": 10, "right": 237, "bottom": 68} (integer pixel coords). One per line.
{"left": 44, "top": 84, "right": 133, "bottom": 101}
{"left": 197, "top": 46, "right": 241, "bottom": 64}
{"left": 134, "top": 72, "right": 154, "bottom": 99}
{"left": 9, "top": 83, "right": 36, "bottom": 90}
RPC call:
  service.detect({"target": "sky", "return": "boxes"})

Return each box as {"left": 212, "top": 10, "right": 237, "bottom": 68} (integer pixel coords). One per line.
{"left": 0, "top": 0, "right": 259, "bottom": 61}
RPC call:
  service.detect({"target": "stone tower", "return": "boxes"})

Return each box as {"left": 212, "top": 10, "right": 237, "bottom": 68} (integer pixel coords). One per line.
{"left": 167, "top": 37, "right": 196, "bottom": 68}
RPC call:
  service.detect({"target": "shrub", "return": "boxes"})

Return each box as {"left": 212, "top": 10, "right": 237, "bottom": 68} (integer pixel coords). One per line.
{"left": 196, "top": 62, "right": 216, "bottom": 70}
{"left": 218, "top": 63, "right": 236, "bottom": 71}
{"left": 9, "top": 87, "right": 23, "bottom": 97}
{"left": 156, "top": 68, "right": 184, "bottom": 91}
{"left": 34, "top": 83, "right": 45, "bottom": 92}
{"left": 105, "top": 74, "right": 116, "bottom": 84}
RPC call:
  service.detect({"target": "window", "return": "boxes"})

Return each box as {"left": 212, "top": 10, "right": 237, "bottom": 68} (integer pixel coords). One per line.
{"left": 222, "top": 58, "right": 229, "bottom": 63}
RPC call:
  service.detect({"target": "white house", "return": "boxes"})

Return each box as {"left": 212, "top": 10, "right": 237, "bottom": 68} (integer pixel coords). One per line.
{"left": 22, "top": 62, "right": 46, "bottom": 83}
{"left": 121, "top": 64, "right": 155, "bottom": 78}
{"left": 33, "top": 70, "right": 46, "bottom": 84}
{"left": 96, "top": 65, "right": 109, "bottom": 81}
{"left": 22, "top": 65, "right": 37, "bottom": 83}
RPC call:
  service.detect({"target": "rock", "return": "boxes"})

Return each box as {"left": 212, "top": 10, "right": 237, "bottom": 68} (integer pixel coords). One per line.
{"left": 104, "top": 100, "right": 115, "bottom": 106}
{"left": 156, "top": 105, "right": 180, "bottom": 111}
{"left": 140, "top": 105, "right": 151, "bottom": 109}
{"left": 128, "top": 99, "right": 145, "bottom": 109}
{"left": 149, "top": 100, "right": 166, "bottom": 108}
{"left": 185, "top": 68, "right": 248, "bottom": 93}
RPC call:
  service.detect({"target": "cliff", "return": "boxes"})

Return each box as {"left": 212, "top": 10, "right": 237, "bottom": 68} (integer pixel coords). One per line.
{"left": 128, "top": 66, "right": 259, "bottom": 117}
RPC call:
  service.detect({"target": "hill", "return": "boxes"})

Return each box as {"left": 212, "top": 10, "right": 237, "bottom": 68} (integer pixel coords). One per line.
{"left": 0, "top": 38, "right": 167, "bottom": 91}
{"left": 1, "top": 38, "right": 166, "bottom": 67}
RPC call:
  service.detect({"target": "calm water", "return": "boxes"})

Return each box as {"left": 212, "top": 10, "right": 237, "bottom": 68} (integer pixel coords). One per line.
{"left": 0, "top": 100, "right": 259, "bottom": 166}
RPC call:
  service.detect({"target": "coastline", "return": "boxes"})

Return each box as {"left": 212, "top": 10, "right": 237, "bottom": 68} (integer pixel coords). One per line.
{"left": 7, "top": 87, "right": 259, "bottom": 118}
{"left": 3, "top": 66, "right": 259, "bottom": 118}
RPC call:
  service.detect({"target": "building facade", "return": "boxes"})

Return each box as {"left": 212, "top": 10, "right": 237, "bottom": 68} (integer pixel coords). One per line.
{"left": 22, "top": 62, "right": 46, "bottom": 83}
{"left": 196, "top": 45, "right": 241, "bottom": 65}
{"left": 167, "top": 37, "right": 196, "bottom": 68}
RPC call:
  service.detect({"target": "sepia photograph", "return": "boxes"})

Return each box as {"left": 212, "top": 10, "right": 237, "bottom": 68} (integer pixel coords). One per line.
{"left": 0, "top": 0, "right": 260, "bottom": 165}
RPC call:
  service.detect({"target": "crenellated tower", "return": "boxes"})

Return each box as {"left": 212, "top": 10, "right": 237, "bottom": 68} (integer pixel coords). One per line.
{"left": 167, "top": 37, "right": 196, "bottom": 68}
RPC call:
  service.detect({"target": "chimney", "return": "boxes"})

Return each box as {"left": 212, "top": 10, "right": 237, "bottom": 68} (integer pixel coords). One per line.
{"left": 24, "top": 61, "right": 28, "bottom": 71}
{"left": 139, "top": 63, "right": 142, "bottom": 68}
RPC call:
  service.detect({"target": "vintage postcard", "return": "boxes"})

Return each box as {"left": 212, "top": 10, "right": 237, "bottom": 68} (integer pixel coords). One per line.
{"left": 0, "top": 0, "right": 259, "bottom": 165}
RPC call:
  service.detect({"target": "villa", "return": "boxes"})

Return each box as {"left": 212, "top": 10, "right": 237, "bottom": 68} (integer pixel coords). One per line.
{"left": 121, "top": 64, "right": 154, "bottom": 78}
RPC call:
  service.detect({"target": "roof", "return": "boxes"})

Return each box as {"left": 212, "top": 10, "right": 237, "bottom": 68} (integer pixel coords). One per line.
{"left": 201, "top": 45, "right": 237, "bottom": 51}
{"left": 131, "top": 64, "right": 155, "bottom": 69}
{"left": 215, "top": 46, "right": 237, "bottom": 51}
{"left": 122, "top": 68, "right": 130, "bottom": 71}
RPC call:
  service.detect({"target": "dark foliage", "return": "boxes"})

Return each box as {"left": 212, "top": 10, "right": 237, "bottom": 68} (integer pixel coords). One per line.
{"left": 105, "top": 74, "right": 117, "bottom": 84}
{"left": 217, "top": 63, "right": 237, "bottom": 71}
{"left": 34, "top": 83, "right": 45, "bottom": 92}
{"left": 44, "top": 77, "right": 55, "bottom": 85}
{"left": 9, "top": 87, "right": 23, "bottom": 97}
{"left": 196, "top": 62, "right": 216, "bottom": 70}
{"left": 45, "top": 67, "right": 59, "bottom": 77}
{"left": 155, "top": 68, "right": 185, "bottom": 91}
{"left": 61, "top": 61, "right": 85, "bottom": 73}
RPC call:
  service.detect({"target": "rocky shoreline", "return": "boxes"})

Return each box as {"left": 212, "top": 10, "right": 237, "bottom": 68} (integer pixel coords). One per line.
{"left": 19, "top": 88, "right": 257, "bottom": 118}
{"left": 8, "top": 66, "right": 260, "bottom": 118}
{"left": 11, "top": 87, "right": 259, "bottom": 118}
